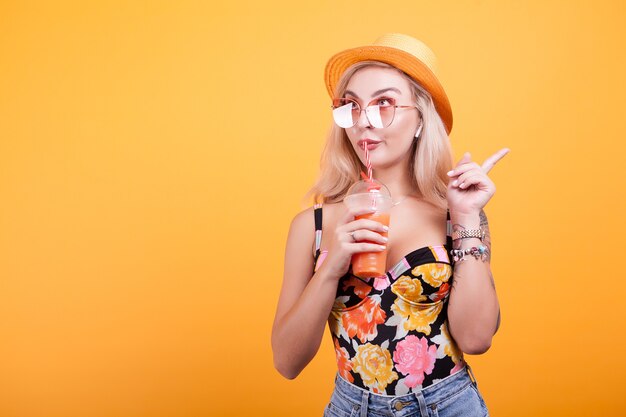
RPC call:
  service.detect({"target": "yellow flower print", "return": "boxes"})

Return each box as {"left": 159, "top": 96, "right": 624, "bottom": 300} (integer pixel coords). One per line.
{"left": 411, "top": 263, "right": 452, "bottom": 288}
{"left": 391, "top": 275, "right": 427, "bottom": 303}
{"left": 432, "top": 322, "right": 463, "bottom": 364}
{"left": 386, "top": 299, "right": 443, "bottom": 339}
{"left": 352, "top": 343, "right": 398, "bottom": 393}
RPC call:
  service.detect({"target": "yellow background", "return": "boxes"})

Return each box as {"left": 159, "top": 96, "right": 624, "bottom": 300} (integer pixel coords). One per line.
{"left": 1, "top": 1, "right": 624, "bottom": 416}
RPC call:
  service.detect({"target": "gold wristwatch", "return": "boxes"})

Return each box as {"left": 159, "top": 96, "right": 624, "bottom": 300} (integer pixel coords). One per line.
{"left": 452, "top": 228, "right": 485, "bottom": 241}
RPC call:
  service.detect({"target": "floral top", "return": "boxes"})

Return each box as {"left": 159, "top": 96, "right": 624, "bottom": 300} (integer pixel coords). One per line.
{"left": 312, "top": 203, "right": 466, "bottom": 395}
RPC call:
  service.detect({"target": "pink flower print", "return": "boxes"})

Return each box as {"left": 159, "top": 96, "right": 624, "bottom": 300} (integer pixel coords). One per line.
{"left": 393, "top": 335, "right": 437, "bottom": 388}
{"left": 373, "top": 274, "right": 390, "bottom": 290}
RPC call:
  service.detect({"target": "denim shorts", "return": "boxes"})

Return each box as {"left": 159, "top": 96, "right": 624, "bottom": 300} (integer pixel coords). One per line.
{"left": 323, "top": 365, "right": 489, "bottom": 417}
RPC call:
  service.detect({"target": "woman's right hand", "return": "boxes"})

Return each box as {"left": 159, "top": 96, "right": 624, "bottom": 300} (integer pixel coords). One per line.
{"left": 320, "top": 206, "right": 389, "bottom": 281}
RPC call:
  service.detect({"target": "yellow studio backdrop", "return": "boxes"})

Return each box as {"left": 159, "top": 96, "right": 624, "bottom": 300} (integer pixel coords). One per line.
{"left": 0, "top": 1, "right": 624, "bottom": 416}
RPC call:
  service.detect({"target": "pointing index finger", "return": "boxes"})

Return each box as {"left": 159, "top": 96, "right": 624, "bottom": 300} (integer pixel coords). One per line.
{"left": 481, "top": 148, "right": 510, "bottom": 173}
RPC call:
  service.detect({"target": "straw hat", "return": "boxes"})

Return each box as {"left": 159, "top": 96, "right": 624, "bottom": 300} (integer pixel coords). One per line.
{"left": 324, "top": 33, "right": 453, "bottom": 134}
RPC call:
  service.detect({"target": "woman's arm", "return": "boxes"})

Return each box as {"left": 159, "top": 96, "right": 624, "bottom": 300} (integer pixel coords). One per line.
{"left": 271, "top": 208, "right": 340, "bottom": 379}
{"left": 446, "top": 209, "right": 500, "bottom": 355}
{"left": 445, "top": 149, "right": 508, "bottom": 354}
{"left": 272, "top": 205, "right": 387, "bottom": 378}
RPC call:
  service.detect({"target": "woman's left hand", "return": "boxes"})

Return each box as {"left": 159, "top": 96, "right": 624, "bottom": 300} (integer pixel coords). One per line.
{"left": 446, "top": 148, "right": 510, "bottom": 215}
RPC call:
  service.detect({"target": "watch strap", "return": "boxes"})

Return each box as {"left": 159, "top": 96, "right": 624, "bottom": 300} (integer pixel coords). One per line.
{"left": 452, "top": 228, "right": 485, "bottom": 241}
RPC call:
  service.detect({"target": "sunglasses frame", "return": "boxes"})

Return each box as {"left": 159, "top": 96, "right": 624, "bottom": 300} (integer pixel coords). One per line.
{"left": 331, "top": 97, "right": 419, "bottom": 128}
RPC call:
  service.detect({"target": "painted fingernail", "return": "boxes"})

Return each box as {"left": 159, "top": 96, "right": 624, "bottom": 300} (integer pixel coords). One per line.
{"left": 382, "top": 237, "right": 388, "bottom": 242}
{"left": 460, "top": 182, "right": 466, "bottom": 188}
{"left": 383, "top": 225, "right": 389, "bottom": 231}
{"left": 452, "top": 180, "right": 458, "bottom": 186}
{"left": 447, "top": 170, "right": 454, "bottom": 176}
{"left": 379, "top": 245, "right": 386, "bottom": 250}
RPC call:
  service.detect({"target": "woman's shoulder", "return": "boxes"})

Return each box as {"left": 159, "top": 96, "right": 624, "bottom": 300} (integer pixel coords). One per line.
{"left": 315, "top": 201, "right": 344, "bottom": 211}
{"left": 289, "top": 206, "right": 314, "bottom": 229}
{"left": 313, "top": 201, "right": 345, "bottom": 220}
{"left": 289, "top": 202, "right": 344, "bottom": 231}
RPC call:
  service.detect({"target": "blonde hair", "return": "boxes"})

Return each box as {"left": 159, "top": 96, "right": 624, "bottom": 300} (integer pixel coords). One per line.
{"left": 302, "top": 61, "right": 454, "bottom": 210}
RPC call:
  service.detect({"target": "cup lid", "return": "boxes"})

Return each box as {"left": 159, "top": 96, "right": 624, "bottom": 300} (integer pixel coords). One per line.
{"left": 346, "top": 179, "right": 391, "bottom": 197}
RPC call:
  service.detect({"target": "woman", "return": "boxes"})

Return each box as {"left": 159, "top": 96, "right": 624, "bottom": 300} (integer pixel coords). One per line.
{"left": 272, "top": 33, "right": 508, "bottom": 416}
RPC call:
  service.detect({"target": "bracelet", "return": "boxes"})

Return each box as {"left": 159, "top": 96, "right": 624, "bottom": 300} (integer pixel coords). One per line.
{"left": 452, "top": 228, "right": 485, "bottom": 241}
{"left": 450, "top": 245, "right": 489, "bottom": 263}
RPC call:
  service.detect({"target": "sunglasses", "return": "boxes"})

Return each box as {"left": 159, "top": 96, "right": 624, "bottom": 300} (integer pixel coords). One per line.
{"left": 332, "top": 97, "right": 419, "bottom": 129}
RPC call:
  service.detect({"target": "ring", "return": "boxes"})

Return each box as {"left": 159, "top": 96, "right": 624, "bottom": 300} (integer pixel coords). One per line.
{"left": 348, "top": 231, "right": 356, "bottom": 242}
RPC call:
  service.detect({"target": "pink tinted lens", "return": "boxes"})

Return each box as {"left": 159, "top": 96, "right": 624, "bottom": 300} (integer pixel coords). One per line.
{"left": 378, "top": 105, "right": 394, "bottom": 127}
{"left": 374, "top": 98, "right": 396, "bottom": 128}
{"left": 332, "top": 98, "right": 395, "bottom": 128}
{"left": 365, "top": 105, "right": 384, "bottom": 128}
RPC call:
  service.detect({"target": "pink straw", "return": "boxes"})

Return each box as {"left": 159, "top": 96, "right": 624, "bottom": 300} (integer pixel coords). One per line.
{"left": 360, "top": 143, "right": 378, "bottom": 211}
{"left": 363, "top": 145, "right": 373, "bottom": 182}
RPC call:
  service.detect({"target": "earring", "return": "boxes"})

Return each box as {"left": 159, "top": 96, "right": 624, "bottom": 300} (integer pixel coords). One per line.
{"left": 414, "top": 123, "right": 423, "bottom": 139}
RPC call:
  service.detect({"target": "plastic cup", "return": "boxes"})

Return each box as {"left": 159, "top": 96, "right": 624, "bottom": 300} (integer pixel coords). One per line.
{"left": 343, "top": 179, "right": 393, "bottom": 278}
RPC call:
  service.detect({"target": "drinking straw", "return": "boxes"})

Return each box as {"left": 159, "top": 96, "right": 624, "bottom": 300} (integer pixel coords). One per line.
{"left": 360, "top": 143, "right": 379, "bottom": 210}
{"left": 363, "top": 144, "right": 373, "bottom": 181}
{"left": 360, "top": 147, "right": 379, "bottom": 191}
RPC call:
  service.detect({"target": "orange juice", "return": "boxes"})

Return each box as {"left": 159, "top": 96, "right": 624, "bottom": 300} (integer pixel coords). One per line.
{"left": 351, "top": 212, "right": 390, "bottom": 278}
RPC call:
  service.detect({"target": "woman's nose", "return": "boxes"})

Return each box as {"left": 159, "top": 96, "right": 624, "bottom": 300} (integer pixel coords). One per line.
{"left": 355, "top": 107, "right": 372, "bottom": 129}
